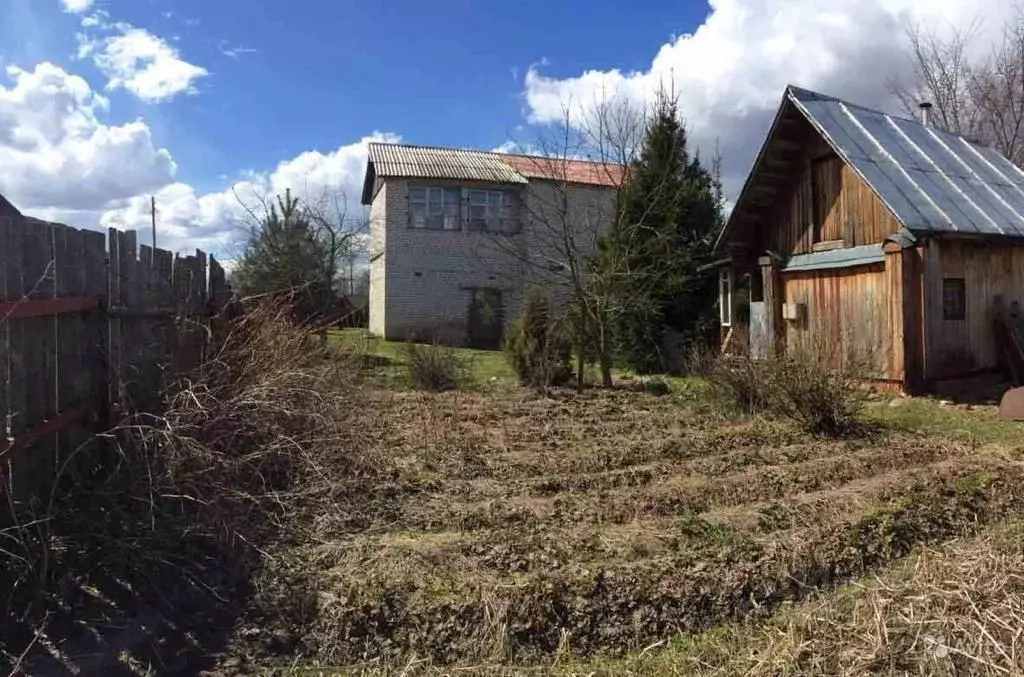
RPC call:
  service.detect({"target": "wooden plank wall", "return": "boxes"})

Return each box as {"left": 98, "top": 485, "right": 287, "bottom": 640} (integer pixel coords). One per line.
{"left": 765, "top": 129, "right": 904, "bottom": 257}
{"left": 0, "top": 215, "right": 231, "bottom": 494}
{"left": 923, "top": 239, "right": 1024, "bottom": 379}
{"left": 782, "top": 264, "right": 890, "bottom": 377}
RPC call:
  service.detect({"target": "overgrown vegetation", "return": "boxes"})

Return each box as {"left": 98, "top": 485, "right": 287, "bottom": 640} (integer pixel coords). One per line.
{"left": 705, "top": 341, "right": 869, "bottom": 435}
{"left": 218, "top": 385, "right": 1024, "bottom": 672}
{"left": 405, "top": 340, "right": 464, "bottom": 391}
{"left": 505, "top": 288, "right": 573, "bottom": 389}
{"left": 0, "top": 300, "right": 371, "bottom": 673}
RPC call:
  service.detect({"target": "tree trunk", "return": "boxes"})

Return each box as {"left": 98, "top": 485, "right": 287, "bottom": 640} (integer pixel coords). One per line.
{"left": 596, "top": 314, "right": 614, "bottom": 387}
{"left": 599, "top": 351, "right": 613, "bottom": 387}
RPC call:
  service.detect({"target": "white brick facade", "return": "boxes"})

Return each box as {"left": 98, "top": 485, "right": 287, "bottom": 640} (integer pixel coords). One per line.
{"left": 367, "top": 175, "right": 615, "bottom": 345}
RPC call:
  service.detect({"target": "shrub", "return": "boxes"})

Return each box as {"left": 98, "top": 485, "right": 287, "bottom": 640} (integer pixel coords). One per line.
{"left": 704, "top": 350, "right": 776, "bottom": 415}
{"left": 773, "top": 348, "right": 869, "bottom": 436}
{"left": 405, "top": 341, "right": 463, "bottom": 391}
{"left": 703, "top": 338, "right": 869, "bottom": 435}
{"left": 505, "top": 289, "right": 573, "bottom": 389}
{"left": 644, "top": 376, "right": 671, "bottom": 396}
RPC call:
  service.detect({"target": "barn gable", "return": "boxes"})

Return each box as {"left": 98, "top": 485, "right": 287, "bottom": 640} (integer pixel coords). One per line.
{"left": 720, "top": 86, "right": 1024, "bottom": 260}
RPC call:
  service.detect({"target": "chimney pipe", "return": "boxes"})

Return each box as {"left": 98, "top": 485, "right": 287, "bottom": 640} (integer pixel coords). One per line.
{"left": 919, "top": 101, "right": 933, "bottom": 127}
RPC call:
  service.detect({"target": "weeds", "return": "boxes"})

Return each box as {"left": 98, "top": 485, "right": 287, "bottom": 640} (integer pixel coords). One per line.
{"left": 704, "top": 341, "right": 870, "bottom": 436}
{"left": 0, "top": 299, "right": 373, "bottom": 672}
{"left": 405, "top": 341, "right": 464, "bottom": 391}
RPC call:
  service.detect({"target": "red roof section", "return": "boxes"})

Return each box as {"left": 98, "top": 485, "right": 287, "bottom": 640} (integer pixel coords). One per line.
{"left": 498, "top": 154, "right": 625, "bottom": 188}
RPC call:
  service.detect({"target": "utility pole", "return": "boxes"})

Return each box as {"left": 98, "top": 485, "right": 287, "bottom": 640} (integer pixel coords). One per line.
{"left": 150, "top": 196, "right": 157, "bottom": 259}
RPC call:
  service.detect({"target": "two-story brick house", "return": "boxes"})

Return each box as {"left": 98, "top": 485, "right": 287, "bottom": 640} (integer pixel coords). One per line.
{"left": 360, "top": 143, "right": 622, "bottom": 347}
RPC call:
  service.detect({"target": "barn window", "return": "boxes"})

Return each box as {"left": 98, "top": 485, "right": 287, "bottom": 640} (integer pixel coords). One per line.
{"left": 943, "top": 278, "right": 966, "bottom": 320}
{"left": 719, "top": 268, "right": 732, "bottom": 327}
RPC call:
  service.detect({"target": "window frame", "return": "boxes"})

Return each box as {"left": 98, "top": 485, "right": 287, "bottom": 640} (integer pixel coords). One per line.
{"left": 409, "top": 186, "right": 461, "bottom": 230}
{"left": 719, "top": 268, "right": 733, "bottom": 327}
{"left": 942, "top": 277, "right": 966, "bottom": 321}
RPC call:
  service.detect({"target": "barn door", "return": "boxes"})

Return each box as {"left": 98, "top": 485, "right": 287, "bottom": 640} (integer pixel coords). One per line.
{"left": 467, "top": 288, "right": 504, "bottom": 349}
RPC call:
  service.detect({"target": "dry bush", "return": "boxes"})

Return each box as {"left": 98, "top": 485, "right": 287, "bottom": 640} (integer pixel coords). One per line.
{"left": 0, "top": 299, "right": 372, "bottom": 672}
{"left": 773, "top": 347, "right": 870, "bottom": 437}
{"left": 702, "top": 335, "right": 775, "bottom": 415}
{"left": 704, "top": 332, "right": 870, "bottom": 435}
{"left": 405, "top": 341, "right": 463, "bottom": 391}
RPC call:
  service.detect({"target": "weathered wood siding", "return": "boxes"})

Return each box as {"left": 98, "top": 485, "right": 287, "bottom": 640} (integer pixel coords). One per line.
{"left": 764, "top": 132, "right": 903, "bottom": 257}
{"left": 921, "top": 239, "right": 1024, "bottom": 379}
{"left": 781, "top": 264, "right": 890, "bottom": 378}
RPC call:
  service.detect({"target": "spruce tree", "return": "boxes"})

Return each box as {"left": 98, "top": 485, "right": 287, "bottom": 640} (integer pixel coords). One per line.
{"left": 601, "top": 90, "right": 722, "bottom": 373}
{"left": 233, "top": 189, "right": 334, "bottom": 322}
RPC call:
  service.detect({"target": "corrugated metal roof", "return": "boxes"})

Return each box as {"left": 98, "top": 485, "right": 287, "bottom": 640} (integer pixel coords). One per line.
{"left": 362, "top": 143, "right": 624, "bottom": 204}
{"left": 789, "top": 86, "right": 1024, "bottom": 238}
{"left": 783, "top": 244, "right": 885, "bottom": 272}
{"left": 367, "top": 143, "right": 529, "bottom": 185}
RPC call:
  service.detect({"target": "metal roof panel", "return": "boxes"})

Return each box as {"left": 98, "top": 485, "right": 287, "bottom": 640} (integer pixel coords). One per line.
{"left": 789, "top": 87, "right": 1024, "bottom": 238}
{"left": 783, "top": 244, "right": 885, "bottom": 272}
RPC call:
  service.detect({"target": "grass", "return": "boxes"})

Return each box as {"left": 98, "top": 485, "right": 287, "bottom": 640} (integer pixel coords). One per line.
{"left": 221, "top": 378, "right": 1024, "bottom": 673}
{"left": 328, "top": 328, "right": 513, "bottom": 388}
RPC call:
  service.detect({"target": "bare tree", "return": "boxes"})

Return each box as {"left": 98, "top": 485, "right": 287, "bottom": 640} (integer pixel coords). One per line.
{"left": 232, "top": 185, "right": 368, "bottom": 328}
{"left": 481, "top": 88, "right": 716, "bottom": 387}
{"left": 890, "top": 11, "right": 1024, "bottom": 166}
{"left": 475, "top": 95, "right": 644, "bottom": 388}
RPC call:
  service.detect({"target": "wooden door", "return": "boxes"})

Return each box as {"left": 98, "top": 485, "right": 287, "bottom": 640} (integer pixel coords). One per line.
{"left": 467, "top": 288, "right": 504, "bottom": 349}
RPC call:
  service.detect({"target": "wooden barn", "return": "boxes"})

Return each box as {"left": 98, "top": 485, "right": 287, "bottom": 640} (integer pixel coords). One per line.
{"left": 716, "top": 85, "right": 1024, "bottom": 394}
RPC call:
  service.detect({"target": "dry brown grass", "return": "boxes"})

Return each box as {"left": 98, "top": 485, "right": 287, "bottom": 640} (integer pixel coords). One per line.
{"left": 0, "top": 300, "right": 380, "bottom": 674}
{"left": 222, "top": 384, "right": 1024, "bottom": 673}
{"left": 571, "top": 518, "right": 1024, "bottom": 676}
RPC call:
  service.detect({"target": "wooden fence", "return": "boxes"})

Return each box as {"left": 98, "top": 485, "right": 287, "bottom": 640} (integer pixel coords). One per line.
{"left": 0, "top": 215, "right": 229, "bottom": 486}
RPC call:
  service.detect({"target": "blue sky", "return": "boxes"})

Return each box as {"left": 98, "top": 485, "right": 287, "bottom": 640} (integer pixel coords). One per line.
{"left": 0, "top": 0, "right": 1004, "bottom": 258}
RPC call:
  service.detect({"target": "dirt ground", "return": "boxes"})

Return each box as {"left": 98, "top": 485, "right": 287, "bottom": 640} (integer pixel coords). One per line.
{"left": 223, "top": 384, "right": 1024, "bottom": 674}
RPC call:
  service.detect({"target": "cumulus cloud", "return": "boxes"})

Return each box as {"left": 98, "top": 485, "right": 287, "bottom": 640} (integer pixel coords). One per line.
{"left": 61, "top": 0, "right": 94, "bottom": 13}
{"left": 522, "top": 0, "right": 1016, "bottom": 200}
{"left": 89, "top": 26, "right": 209, "bottom": 102}
{"left": 75, "top": 9, "right": 207, "bottom": 103}
{"left": 0, "top": 63, "right": 175, "bottom": 212}
{"left": 98, "top": 133, "right": 401, "bottom": 255}
{"left": 0, "top": 60, "right": 395, "bottom": 258}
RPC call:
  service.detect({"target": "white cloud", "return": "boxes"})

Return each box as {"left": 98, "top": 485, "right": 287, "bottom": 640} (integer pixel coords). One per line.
{"left": 522, "top": 0, "right": 1017, "bottom": 200}
{"left": 97, "top": 133, "right": 401, "bottom": 255}
{"left": 90, "top": 26, "right": 208, "bottom": 102}
{"left": 0, "top": 62, "right": 175, "bottom": 212}
{"left": 61, "top": 0, "right": 94, "bottom": 13}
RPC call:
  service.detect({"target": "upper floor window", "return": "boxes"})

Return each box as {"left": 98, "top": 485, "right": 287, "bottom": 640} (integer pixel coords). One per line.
{"left": 410, "top": 187, "right": 460, "bottom": 230}
{"left": 408, "top": 186, "right": 518, "bottom": 233}
{"left": 468, "top": 190, "right": 511, "bottom": 233}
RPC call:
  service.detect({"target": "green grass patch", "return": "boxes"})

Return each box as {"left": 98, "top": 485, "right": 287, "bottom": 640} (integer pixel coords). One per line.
{"left": 867, "top": 396, "right": 1023, "bottom": 445}
{"left": 328, "top": 328, "right": 514, "bottom": 389}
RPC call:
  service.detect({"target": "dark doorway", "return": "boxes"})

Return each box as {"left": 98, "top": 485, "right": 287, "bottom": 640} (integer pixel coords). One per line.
{"left": 467, "top": 288, "right": 504, "bottom": 349}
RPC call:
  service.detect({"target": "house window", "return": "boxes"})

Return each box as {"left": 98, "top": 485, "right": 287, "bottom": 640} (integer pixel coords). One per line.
{"left": 468, "top": 190, "right": 512, "bottom": 233}
{"left": 410, "top": 187, "right": 460, "bottom": 230}
{"left": 943, "top": 278, "right": 966, "bottom": 320}
{"left": 719, "top": 268, "right": 732, "bottom": 327}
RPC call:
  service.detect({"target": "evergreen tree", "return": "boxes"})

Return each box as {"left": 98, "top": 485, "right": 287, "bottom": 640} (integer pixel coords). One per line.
{"left": 600, "top": 90, "right": 722, "bottom": 373}
{"left": 233, "top": 189, "right": 334, "bottom": 322}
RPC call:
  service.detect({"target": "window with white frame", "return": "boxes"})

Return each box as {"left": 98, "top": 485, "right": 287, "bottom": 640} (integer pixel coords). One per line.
{"left": 468, "top": 189, "right": 512, "bottom": 233}
{"left": 409, "top": 187, "right": 461, "bottom": 230}
{"left": 719, "top": 268, "right": 732, "bottom": 327}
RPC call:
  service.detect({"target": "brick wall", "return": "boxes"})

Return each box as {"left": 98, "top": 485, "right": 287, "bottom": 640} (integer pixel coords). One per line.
{"left": 368, "top": 178, "right": 388, "bottom": 336}
{"left": 367, "top": 175, "right": 615, "bottom": 344}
